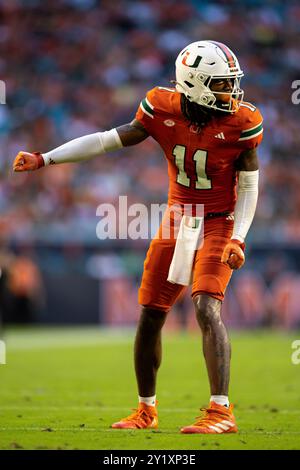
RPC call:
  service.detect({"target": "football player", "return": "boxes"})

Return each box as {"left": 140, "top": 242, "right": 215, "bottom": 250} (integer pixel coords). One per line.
{"left": 13, "top": 41, "right": 263, "bottom": 434}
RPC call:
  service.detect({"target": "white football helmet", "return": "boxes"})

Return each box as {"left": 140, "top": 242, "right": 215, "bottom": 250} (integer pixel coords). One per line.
{"left": 175, "top": 40, "right": 244, "bottom": 113}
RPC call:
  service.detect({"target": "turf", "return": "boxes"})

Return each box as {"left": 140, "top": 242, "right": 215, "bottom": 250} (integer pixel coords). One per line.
{"left": 0, "top": 327, "right": 300, "bottom": 450}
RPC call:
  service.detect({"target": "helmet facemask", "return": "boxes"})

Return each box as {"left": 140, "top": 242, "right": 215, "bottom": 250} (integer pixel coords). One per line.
{"left": 205, "top": 75, "right": 244, "bottom": 113}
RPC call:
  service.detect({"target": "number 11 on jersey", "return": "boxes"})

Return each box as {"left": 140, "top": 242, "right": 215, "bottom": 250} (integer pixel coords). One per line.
{"left": 172, "top": 145, "right": 212, "bottom": 190}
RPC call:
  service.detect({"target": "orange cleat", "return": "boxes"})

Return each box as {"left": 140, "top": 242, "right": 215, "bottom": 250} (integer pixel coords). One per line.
{"left": 111, "top": 402, "right": 158, "bottom": 429}
{"left": 181, "top": 402, "right": 238, "bottom": 434}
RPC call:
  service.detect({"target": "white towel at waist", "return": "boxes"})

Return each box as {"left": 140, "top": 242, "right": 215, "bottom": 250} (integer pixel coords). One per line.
{"left": 167, "top": 215, "right": 203, "bottom": 286}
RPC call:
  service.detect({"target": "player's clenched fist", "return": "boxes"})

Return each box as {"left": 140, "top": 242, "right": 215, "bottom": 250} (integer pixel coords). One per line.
{"left": 13, "top": 151, "right": 44, "bottom": 172}
{"left": 221, "top": 239, "right": 245, "bottom": 270}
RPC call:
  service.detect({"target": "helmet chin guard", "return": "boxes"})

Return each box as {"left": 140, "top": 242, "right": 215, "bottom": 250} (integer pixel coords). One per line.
{"left": 175, "top": 40, "right": 244, "bottom": 113}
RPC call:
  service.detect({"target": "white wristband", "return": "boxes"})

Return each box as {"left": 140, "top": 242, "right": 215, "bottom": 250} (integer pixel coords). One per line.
{"left": 232, "top": 170, "right": 259, "bottom": 243}
{"left": 42, "top": 128, "right": 123, "bottom": 165}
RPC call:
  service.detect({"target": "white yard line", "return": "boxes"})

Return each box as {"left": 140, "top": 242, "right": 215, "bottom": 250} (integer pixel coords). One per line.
{"left": 0, "top": 426, "right": 299, "bottom": 435}
{"left": 4, "top": 330, "right": 134, "bottom": 350}
{"left": 0, "top": 405, "right": 299, "bottom": 414}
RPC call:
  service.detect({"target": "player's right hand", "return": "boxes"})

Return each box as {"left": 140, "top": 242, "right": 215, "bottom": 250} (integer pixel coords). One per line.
{"left": 13, "top": 151, "right": 44, "bottom": 172}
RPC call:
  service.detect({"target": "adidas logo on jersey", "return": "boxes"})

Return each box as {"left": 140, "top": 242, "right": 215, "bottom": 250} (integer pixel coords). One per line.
{"left": 214, "top": 132, "right": 225, "bottom": 140}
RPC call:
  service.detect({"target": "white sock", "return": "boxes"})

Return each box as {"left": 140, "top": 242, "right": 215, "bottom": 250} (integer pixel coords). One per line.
{"left": 210, "top": 395, "right": 229, "bottom": 407}
{"left": 139, "top": 395, "right": 156, "bottom": 407}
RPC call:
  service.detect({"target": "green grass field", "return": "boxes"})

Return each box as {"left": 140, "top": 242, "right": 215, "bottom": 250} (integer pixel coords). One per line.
{"left": 0, "top": 327, "right": 300, "bottom": 450}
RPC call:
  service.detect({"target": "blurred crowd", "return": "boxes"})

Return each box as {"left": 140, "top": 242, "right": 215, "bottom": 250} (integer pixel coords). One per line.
{"left": 1, "top": 0, "right": 300, "bottom": 246}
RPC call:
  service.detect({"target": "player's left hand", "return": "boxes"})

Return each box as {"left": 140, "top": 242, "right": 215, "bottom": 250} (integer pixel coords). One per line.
{"left": 221, "top": 239, "right": 245, "bottom": 270}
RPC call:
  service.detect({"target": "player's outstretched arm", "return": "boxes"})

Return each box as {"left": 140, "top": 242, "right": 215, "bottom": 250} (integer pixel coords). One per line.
{"left": 221, "top": 148, "right": 259, "bottom": 270}
{"left": 13, "top": 119, "right": 148, "bottom": 172}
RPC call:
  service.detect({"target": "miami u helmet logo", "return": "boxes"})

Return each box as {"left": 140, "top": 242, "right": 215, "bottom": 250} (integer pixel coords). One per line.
{"left": 182, "top": 51, "right": 202, "bottom": 68}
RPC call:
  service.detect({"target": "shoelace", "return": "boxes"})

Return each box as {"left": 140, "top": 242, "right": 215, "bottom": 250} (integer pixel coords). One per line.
{"left": 123, "top": 408, "right": 154, "bottom": 427}
{"left": 193, "top": 407, "right": 228, "bottom": 427}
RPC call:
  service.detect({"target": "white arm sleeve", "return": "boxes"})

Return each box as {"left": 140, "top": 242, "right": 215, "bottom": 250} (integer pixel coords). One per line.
{"left": 42, "top": 129, "right": 123, "bottom": 165}
{"left": 232, "top": 170, "right": 259, "bottom": 243}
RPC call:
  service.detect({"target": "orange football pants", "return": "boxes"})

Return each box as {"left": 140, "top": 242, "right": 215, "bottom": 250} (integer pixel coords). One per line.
{"left": 138, "top": 215, "right": 234, "bottom": 312}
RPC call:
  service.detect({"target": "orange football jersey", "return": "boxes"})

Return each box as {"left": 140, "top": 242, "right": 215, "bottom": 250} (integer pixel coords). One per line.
{"left": 136, "top": 87, "right": 263, "bottom": 215}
